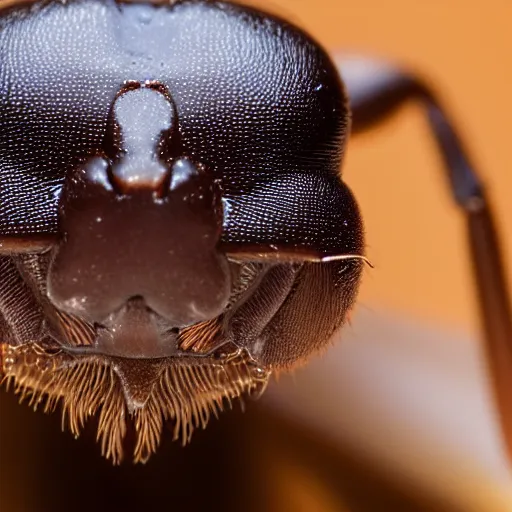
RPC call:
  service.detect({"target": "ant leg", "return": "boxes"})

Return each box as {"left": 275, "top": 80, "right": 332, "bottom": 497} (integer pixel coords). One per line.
{"left": 337, "top": 56, "right": 512, "bottom": 464}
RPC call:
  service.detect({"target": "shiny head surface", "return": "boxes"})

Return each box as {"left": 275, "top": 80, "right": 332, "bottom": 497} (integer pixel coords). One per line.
{"left": 0, "top": 0, "right": 364, "bottom": 462}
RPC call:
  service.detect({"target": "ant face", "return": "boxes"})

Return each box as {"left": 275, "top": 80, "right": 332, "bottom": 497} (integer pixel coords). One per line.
{"left": 0, "top": 0, "right": 364, "bottom": 463}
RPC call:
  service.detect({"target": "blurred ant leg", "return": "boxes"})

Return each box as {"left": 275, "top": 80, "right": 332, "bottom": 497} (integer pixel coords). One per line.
{"left": 338, "top": 56, "right": 512, "bottom": 464}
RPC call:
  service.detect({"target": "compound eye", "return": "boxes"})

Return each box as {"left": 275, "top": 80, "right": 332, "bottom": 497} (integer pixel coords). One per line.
{"left": 221, "top": 171, "right": 364, "bottom": 264}
{"left": 47, "top": 84, "right": 231, "bottom": 329}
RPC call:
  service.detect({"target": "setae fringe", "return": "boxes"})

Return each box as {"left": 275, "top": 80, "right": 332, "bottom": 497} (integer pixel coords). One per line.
{"left": 1, "top": 343, "right": 269, "bottom": 464}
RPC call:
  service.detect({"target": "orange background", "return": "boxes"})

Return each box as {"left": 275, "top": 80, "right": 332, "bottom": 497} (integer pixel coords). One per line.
{"left": 251, "top": 0, "right": 512, "bottom": 335}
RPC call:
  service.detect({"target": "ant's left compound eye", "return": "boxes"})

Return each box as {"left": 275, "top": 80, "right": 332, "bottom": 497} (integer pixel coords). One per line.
{"left": 0, "top": 0, "right": 364, "bottom": 463}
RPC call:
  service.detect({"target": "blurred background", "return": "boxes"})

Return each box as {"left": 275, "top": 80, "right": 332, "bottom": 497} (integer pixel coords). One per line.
{"left": 1, "top": 1, "right": 512, "bottom": 510}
